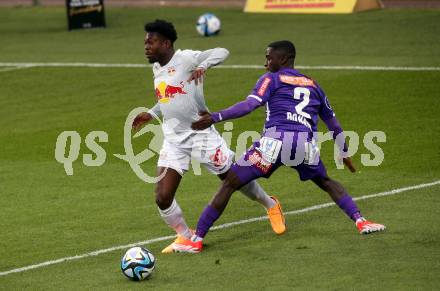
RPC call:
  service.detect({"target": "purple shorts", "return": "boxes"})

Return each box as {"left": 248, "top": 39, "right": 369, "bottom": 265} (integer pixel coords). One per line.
{"left": 231, "top": 131, "right": 328, "bottom": 185}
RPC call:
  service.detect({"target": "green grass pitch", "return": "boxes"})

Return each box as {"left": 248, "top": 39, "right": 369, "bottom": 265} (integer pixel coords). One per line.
{"left": 0, "top": 5, "right": 439, "bottom": 290}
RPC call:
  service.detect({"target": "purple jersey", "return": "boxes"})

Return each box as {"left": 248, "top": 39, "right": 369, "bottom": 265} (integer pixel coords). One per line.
{"left": 247, "top": 68, "right": 335, "bottom": 132}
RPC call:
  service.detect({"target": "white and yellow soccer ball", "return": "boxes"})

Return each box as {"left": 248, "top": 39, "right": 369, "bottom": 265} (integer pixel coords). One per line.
{"left": 196, "top": 13, "right": 221, "bottom": 36}
{"left": 120, "top": 247, "right": 155, "bottom": 281}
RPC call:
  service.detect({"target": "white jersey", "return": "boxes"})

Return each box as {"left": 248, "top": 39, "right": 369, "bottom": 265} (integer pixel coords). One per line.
{"left": 148, "top": 48, "right": 229, "bottom": 144}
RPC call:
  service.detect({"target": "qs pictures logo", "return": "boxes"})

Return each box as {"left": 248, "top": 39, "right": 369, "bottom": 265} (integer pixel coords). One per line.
{"left": 54, "top": 107, "right": 169, "bottom": 183}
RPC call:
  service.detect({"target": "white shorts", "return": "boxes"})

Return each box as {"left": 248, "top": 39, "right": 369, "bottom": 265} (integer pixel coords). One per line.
{"left": 157, "top": 128, "right": 234, "bottom": 176}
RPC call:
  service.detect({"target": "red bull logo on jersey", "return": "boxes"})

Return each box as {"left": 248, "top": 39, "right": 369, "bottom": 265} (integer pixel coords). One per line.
{"left": 210, "top": 148, "right": 227, "bottom": 168}
{"left": 279, "top": 75, "right": 316, "bottom": 88}
{"left": 155, "top": 81, "right": 187, "bottom": 103}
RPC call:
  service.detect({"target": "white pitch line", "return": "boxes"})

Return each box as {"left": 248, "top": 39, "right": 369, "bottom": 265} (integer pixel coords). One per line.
{"left": 0, "top": 62, "right": 439, "bottom": 71}
{"left": 295, "top": 65, "right": 440, "bottom": 71}
{"left": 0, "top": 179, "right": 439, "bottom": 277}
{"left": 0, "top": 66, "right": 32, "bottom": 73}
{"left": 212, "top": 180, "right": 440, "bottom": 230}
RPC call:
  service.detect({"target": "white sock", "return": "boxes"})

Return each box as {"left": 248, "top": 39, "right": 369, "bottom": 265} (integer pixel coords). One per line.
{"left": 356, "top": 217, "right": 366, "bottom": 224}
{"left": 191, "top": 234, "right": 203, "bottom": 242}
{"left": 239, "top": 180, "right": 276, "bottom": 209}
{"left": 158, "top": 199, "right": 192, "bottom": 239}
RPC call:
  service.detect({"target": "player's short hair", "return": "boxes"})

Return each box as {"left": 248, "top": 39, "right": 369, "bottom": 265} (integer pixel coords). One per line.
{"left": 268, "top": 40, "right": 296, "bottom": 62}
{"left": 144, "top": 19, "right": 178, "bottom": 43}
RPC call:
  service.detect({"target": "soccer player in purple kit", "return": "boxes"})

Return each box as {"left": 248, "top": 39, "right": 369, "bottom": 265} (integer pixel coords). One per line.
{"left": 176, "top": 40, "right": 385, "bottom": 252}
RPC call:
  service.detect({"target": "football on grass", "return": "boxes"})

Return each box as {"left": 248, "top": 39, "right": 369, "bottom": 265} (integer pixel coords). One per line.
{"left": 120, "top": 247, "right": 155, "bottom": 281}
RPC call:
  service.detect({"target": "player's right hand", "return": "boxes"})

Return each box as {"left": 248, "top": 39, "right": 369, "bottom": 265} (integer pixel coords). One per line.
{"left": 191, "top": 111, "right": 213, "bottom": 130}
{"left": 187, "top": 67, "right": 206, "bottom": 85}
{"left": 343, "top": 157, "right": 356, "bottom": 173}
{"left": 132, "top": 112, "right": 152, "bottom": 131}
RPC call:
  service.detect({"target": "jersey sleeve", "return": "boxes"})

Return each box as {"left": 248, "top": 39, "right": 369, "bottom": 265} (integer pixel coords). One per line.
{"left": 182, "top": 48, "right": 229, "bottom": 70}
{"left": 247, "top": 73, "right": 275, "bottom": 105}
{"left": 212, "top": 97, "right": 261, "bottom": 123}
{"left": 148, "top": 102, "right": 162, "bottom": 119}
{"left": 317, "top": 86, "right": 336, "bottom": 121}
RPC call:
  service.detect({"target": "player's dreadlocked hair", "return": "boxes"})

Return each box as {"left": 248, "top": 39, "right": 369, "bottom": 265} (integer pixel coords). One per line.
{"left": 144, "top": 19, "right": 178, "bottom": 43}
{"left": 268, "top": 40, "right": 296, "bottom": 64}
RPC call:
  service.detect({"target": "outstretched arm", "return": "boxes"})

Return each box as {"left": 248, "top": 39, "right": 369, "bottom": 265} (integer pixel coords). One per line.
{"left": 191, "top": 97, "right": 261, "bottom": 130}
{"left": 195, "top": 48, "right": 229, "bottom": 69}
{"left": 132, "top": 103, "right": 161, "bottom": 130}
{"left": 148, "top": 103, "right": 162, "bottom": 119}
{"left": 187, "top": 48, "right": 230, "bottom": 85}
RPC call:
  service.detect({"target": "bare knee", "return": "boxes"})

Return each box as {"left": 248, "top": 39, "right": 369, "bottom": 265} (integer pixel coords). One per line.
{"left": 210, "top": 175, "right": 241, "bottom": 213}
{"left": 321, "top": 177, "right": 332, "bottom": 191}
{"left": 221, "top": 177, "right": 242, "bottom": 196}
{"left": 155, "top": 184, "right": 174, "bottom": 210}
{"left": 313, "top": 176, "right": 331, "bottom": 191}
{"left": 224, "top": 170, "right": 244, "bottom": 189}
{"left": 313, "top": 176, "right": 345, "bottom": 201}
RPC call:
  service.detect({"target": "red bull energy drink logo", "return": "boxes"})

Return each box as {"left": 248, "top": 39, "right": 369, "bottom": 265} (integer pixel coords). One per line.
{"left": 155, "top": 81, "right": 187, "bottom": 103}
{"left": 209, "top": 148, "right": 227, "bottom": 168}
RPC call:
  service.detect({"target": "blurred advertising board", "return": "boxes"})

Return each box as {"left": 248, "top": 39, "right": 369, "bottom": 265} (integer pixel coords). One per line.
{"left": 66, "top": 0, "right": 106, "bottom": 30}
{"left": 245, "top": 0, "right": 383, "bottom": 14}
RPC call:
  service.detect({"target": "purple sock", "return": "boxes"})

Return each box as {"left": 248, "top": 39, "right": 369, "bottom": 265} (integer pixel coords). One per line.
{"left": 195, "top": 205, "right": 221, "bottom": 238}
{"left": 336, "top": 194, "right": 362, "bottom": 221}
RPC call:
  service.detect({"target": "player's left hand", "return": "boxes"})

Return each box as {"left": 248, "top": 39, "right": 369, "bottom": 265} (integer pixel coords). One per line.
{"left": 132, "top": 112, "right": 152, "bottom": 131}
{"left": 187, "top": 67, "right": 206, "bottom": 85}
{"left": 191, "top": 111, "right": 213, "bottom": 130}
{"left": 343, "top": 157, "right": 356, "bottom": 173}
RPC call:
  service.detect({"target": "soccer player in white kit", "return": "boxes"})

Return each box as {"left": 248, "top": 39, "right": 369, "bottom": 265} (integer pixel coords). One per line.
{"left": 133, "top": 19, "right": 286, "bottom": 253}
